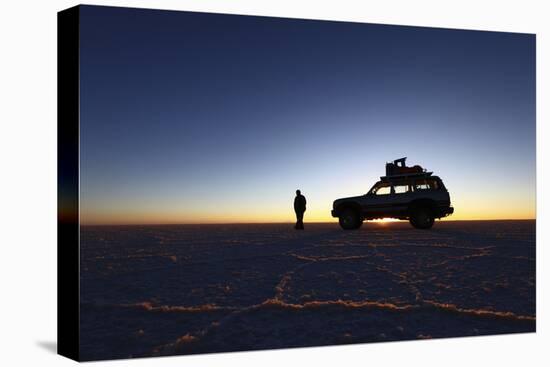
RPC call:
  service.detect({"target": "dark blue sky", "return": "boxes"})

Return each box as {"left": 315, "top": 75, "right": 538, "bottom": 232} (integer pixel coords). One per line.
{"left": 79, "top": 5, "right": 535, "bottom": 223}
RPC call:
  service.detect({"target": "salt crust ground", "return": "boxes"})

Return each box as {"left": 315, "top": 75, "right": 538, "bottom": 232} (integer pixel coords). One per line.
{"left": 79, "top": 221, "right": 535, "bottom": 360}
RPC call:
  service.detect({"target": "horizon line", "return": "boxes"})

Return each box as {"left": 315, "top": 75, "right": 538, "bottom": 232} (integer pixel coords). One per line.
{"left": 80, "top": 218, "right": 536, "bottom": 227}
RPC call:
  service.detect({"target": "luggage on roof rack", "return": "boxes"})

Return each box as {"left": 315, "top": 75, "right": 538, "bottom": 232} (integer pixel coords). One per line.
{"left": 385, "top": 157, "right": 426, "bottom": 177}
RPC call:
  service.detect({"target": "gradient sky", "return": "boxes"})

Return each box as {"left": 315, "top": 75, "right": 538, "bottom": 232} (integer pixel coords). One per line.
{"left": 79, "top": 5, "right": 536, "bottom": 224}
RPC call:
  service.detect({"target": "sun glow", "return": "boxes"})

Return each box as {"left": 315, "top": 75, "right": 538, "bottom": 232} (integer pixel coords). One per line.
{"left": 370, "top": 218, "right": 402, "bottom": 224}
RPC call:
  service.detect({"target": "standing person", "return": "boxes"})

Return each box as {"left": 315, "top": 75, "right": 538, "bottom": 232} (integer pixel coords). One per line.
{"left": 294, "top": 189, "right": 307, "bottom": 230}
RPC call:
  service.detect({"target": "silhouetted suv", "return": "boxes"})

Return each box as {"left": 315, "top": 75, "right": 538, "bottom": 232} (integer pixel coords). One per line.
{"left": 331, "top": 173, "right": 454, "bottom": 230}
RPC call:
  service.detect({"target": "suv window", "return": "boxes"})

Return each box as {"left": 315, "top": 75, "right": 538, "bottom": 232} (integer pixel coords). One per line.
{"left": 414, "top": 179, "right": 439, "bottom": 191}
{"left": 393, "top": 184, "right": 410, "bottom": 194}
{"left": 372, "top": 183, "right": 391, "bottom": 195}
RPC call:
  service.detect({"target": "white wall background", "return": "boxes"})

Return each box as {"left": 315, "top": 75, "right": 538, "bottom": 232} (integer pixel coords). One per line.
{"left": 0, "top": 1, "right": 548, "bottom": 366}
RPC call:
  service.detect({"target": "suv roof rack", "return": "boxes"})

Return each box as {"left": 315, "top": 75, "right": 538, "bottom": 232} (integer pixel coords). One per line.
{"left": 380, "top": 171, "right": 433, "bottom": 182}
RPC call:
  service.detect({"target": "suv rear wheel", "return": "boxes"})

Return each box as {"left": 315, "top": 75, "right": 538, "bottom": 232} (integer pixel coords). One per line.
{"left": 339, "top": 208, "right": 362, "bottom": 230}
{"left": 410, "top": 207, "right": 434, "bottom": 229}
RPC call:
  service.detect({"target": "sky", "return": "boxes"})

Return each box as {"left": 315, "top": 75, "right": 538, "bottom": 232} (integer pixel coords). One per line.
{"left": 79, "top": 5, "right": 536, "bottom": 224}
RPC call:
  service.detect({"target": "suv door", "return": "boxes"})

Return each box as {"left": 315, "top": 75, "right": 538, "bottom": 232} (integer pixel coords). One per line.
{"left": 363, "top": 182, "right": 393, "bottom": 216}
{"left": 390, "top": 182, "right": 413, "bottom": 215}
{"left": 364, "top": 182, "right": 411, "bottom": 217}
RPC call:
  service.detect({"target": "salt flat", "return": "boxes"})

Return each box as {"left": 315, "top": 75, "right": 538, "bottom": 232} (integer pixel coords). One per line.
{"left": 79, "top": 220, "right": 535, "bottom": 360}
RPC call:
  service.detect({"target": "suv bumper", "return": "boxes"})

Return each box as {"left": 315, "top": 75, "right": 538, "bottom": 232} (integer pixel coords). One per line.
{"left": 439, "top": 206, "right": 454, "bottom": 217}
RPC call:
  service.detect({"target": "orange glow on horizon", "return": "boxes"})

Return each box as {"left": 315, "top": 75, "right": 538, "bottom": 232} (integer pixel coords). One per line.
{"left": 80, "top": 184, "right": 535, "bottom": 225}
{"left": 80, "top": 206, "right": 535, "bottom": 226}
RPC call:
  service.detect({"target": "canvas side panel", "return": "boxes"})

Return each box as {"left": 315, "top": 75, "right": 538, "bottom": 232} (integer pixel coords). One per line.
{"left": 57, "top": 5, "right": 80, "bottom": 362}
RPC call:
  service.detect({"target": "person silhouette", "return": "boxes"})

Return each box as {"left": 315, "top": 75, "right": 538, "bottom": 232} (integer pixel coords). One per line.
{"left": 294, "top": 189, "right": 307, "bottom": 230}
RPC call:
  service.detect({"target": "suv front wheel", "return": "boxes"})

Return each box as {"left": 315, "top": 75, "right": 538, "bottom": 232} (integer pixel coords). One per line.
{"left": 410, "top": 207, "right": 434, "bottom": 229}
{"left": 339, "top": 208, "right": 362, "bottom": 230}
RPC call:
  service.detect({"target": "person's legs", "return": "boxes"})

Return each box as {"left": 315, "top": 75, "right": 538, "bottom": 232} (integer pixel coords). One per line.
{"left": 296, "top": 211, "right": 304, "bottom": 229}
